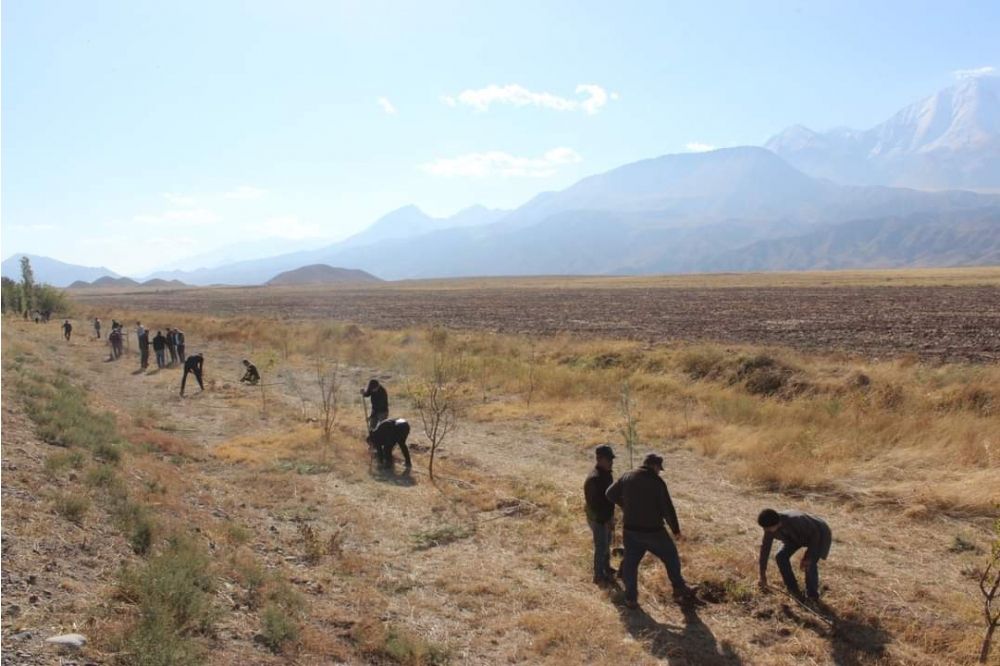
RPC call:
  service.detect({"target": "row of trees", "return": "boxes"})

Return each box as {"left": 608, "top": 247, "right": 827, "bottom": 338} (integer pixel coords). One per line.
{"left": 1, "top": 257, "right": 69, "bottom": 315}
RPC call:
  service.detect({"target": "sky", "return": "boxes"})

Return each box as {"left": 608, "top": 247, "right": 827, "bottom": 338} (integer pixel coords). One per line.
{"left": 2, "top": 0, "right": 999, "bottom": 275}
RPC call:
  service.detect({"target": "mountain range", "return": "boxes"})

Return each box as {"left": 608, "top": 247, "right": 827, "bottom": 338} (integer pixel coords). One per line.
{"left": 766, "top": 75, "right": 1000, "bottom": 191}
{"left": 7, "top": 76, "right": 1000, "bottom": 285}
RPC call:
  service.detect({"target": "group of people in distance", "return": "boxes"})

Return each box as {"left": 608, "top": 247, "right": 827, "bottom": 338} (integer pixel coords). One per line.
{"left": 134, "top": 322, "right": 186, "bottom": 370}
{"left": 584, "top": 445, "right": 832, "bottom": 609}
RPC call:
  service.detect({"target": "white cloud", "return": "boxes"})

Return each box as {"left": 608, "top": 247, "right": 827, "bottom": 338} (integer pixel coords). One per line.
{"left": 420, "top": 147, "right": 582, "bottom": 178}
{"left": 133, "top": 208, "right": 221, "bottom": 227}
{"left": 222, "top": 185, "right": 267, "bottom": 200}
{"left": 685, "top": 142, "right": 716, "bottom": 153}
{"left": 443, "top": 83, "right": 614, "bottom": 114}
{"left": 253, "top": 215, "right": 323, "bottom": 239}
{"left": 953, "top": 65, "right": 996, "bottom": 79}
{"left": 377, "top": 96, "right": 397, "bottom": 115}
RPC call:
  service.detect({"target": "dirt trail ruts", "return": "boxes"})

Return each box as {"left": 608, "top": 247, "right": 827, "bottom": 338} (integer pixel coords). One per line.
{"left": 6, "top": 321, "right": 994, "bottom": 664}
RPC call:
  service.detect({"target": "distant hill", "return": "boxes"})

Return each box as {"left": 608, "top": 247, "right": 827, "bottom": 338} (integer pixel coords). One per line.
{"left": 266, "top": 264, "right": 382, "bottom": 286}
{"left": 140, "top": 278, "right": 187, "bottom": 288}
{"left": 91, "top": 276, "right": 140, "bottom": 288}
{"left": 705, "top": 208, "right": 1000, "bottom": 271}
{"left": 1, "top": 254, "right": 119, "bottom": 287}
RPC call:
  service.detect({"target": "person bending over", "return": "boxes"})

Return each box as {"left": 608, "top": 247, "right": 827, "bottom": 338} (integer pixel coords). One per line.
{"left": 757, "top": 508, "right": 832, "bottom": 601}
{"left": 240, "top": 359, "right": 261, "bottom": 385}
{"left": 180, "top": 353, "right": 205, "bottom": 396}
{"left": 367, "top": 418, "right": 411, "bottom": 468}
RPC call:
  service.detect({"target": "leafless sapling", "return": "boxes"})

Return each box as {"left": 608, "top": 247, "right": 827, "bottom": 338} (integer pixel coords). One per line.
{"left": 412, "top": 352, "right": 463, "bottom": 480}
{"left": 979, "top": 516, "right": 1000, "bottom": 664}
{"left": 619, "top": 380, "right": 640, "bottom": 470}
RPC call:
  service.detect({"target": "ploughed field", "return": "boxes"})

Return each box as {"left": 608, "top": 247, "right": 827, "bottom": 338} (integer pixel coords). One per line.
{"left": 71, "top": 272, "right": 1000, "bottom": 362}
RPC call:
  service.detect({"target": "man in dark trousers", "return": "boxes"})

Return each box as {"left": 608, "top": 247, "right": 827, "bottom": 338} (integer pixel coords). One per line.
{"left": 240, "top": 359, "right": 260, "bottom": 385}
{"left": 62, "top": 319, "right": 72, "bottom": 341}
{"left": 606, "top": 453, "right": 699, "bottom": 608}
{"left": 174, "top": 328, "right": 186, "bottom": 363}
{"left": 136, "top": 322, "right": 150, "bottom": 370}
{"left": 584, "top": 444, "right": 617, "bottom": 585}
{"left": 165, "top": 327, "right": 177, "bottom": 365}
{"left": 757, "top": 508, "right": 832, "bottom": 601}
{"left": 361, "top": 379, "right": 389, "bottom": 431}
{"left": 152, "top": 330, "right": 167, "bottom": 369}
{"left": 180, "top": 353, "right": 204, "bottom": 396}
{"left": 367, "top": 418, "right": 411, "bottom": 468}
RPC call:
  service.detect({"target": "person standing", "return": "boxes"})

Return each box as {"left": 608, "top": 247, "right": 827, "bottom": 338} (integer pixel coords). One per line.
{"left": 584, "top": 444, "right": 617, "bottom": 585}
{"left": 361, "top": 379, "right": 389, "bottom": 431}
{"left": 174, "top": 328, "right": 186, "bottom": 363}
{"left": 757, "top": 509, "right": 832, "bottom": 601}
{"left": 62, "top": 319, "right": 72, "bottom": 341}
{"left": 152, "top": 330, "right": 167, "bottom": 369}
{"left": 165, "top": 328, "right": 178, "bottom": 365}
{"left": 94, "top": 317, "right": 101, "bottom": 339}
{"left": 136, "top": 322, "right": 150, "bottom": 370}
{"left": 606, "top": 453, "right": 699, "bottom": 609}
{"left": 180, "top": 353, "right": 204, "bottom": 396}
{"left": 109, "top": 326, "right": 123, "bottom": 360}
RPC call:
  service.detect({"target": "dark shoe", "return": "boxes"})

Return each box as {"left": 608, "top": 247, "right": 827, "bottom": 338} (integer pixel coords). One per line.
{"left": 624, "top": 599, "right": 639, "bottom": 610}
{"left": 672, "top": 585, "right": 701, "bottom": 603}
{"left": 605, "top": 567, "right": 617, "bottom": 576}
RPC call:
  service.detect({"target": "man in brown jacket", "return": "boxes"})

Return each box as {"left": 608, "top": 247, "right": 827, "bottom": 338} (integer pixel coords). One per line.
{"left": 606, "top": 453, "right": 699, "bottom": 608}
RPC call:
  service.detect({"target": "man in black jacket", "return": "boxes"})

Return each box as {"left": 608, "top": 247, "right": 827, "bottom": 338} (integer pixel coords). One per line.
{"left": 757, "top": 508, "right": 832, "bottom": 600}
{"left": 152, "top": 331, "right": 167, "bottom": 369}
{"left": 180, "top": 353, "right": 204, "bottom": 396}
{"left": 606, "top": 453, "right": 698, "bottom": 608}
{"left": 367, "top": 418, "right": 411, "bottom": 468}
{"left": 361, "top": 379, "right": 389, "bottom": 432}
{"left": 584, "top": 444, "right": 617, "bottom": 585}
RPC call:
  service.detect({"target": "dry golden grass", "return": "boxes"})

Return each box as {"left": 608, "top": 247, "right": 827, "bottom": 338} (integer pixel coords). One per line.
{"left": 4, "top": 304, "right": 998, "bottom": 665}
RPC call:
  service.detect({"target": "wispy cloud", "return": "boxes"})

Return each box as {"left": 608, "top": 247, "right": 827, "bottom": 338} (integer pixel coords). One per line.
{"left": 133, "top": 209, "right": 220, "bottom": 226}
{"left": 223, "top": 185, "right": 267, "bottom": 200}
{"left": 421, "top": 147, "right": 582, "bottom": 178}
{"left": 253, "top": 215, "right": 323, "bottom": 239}
{"left": 377, "top": 96, "right": 398, "bottom": 115}
{"left": 443, "top": 84, "right": 616, "bottom": 114}
{"left": 953, "top": 65, "right": 996, "bottom": 79}
{"left": 685, "top": 142, "right": 716, "bottom": 153}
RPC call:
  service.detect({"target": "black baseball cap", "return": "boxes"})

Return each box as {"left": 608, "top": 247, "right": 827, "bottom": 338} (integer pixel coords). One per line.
{"left": 595, "top": 444, "right": 616, "bottom": 459}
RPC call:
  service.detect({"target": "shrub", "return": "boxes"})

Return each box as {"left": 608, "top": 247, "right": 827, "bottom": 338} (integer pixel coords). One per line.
{"left": 260, "top": 603, "right": 299, "bottom": 652}
{"left": 44, "top": 450, "right": 84, "bottom": 476}
{"left": 53, "top": 492, "right": 89, "bottom": 525}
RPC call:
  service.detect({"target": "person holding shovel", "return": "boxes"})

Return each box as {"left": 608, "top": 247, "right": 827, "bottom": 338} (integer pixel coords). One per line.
{"left": 361, "top": 378, "right": 389, "bottom": 431}
{"left": 585, "top": 444, "right": 618, "bottom": 585}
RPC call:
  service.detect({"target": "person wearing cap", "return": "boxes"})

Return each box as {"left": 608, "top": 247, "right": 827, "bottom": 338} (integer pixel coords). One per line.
{"left": 606, "top": 453, "right": 699, "bottom": 608}
{"left": 584, "top": 444, "right": 617, "bottom": 585}
{"left": 240, "top": 359, "right": 261, "bottom": 385}
{"left": 757, "top": 508, "right": 832, "bottom": 601}
{"left": 361, "top": 378, "right": 389, "bottom": 432}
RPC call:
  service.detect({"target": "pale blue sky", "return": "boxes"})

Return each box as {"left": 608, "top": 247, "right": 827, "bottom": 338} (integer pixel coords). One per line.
{"left": 2, "top": 0, "right": 998, "bottom": 274}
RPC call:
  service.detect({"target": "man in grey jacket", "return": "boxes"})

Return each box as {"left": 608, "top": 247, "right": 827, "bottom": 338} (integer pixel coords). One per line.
{"left": 606, "top": 453, "right": 699, "bottom": 608}
{"left": 757, "top": 508, "right": 832, "bottom": 600}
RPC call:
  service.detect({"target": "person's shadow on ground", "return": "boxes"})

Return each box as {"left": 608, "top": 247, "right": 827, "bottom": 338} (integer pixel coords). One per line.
{"left": 368, "top": 464, "right": 416, "bottom": 487}
{"left": 780, "top": 600, "right": 889, "bottom": 666}
{"left": 618, "top": 602, "right": 743, "bottom": 665}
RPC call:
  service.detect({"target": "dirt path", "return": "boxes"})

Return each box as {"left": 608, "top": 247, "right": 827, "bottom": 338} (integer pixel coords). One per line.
{"left": 5, "top": 321, "right": 994, "bottom": 664}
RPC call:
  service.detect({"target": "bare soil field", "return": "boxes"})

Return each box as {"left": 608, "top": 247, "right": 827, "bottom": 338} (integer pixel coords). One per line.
{"left": 71, "top": 272, "right": 1000, "bottom": 362}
